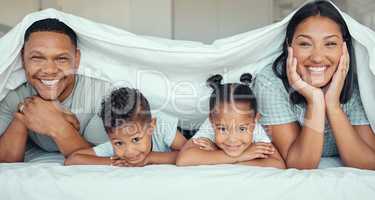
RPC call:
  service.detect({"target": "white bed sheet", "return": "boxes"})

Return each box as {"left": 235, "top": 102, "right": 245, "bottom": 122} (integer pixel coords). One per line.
{"left": 0, "top": 162, "right": 374, "bottom": 200}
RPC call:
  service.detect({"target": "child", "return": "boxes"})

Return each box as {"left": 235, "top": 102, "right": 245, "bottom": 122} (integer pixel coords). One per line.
{"left": 65, "top": 87, "right": 187, "bottom": 167}
{"left": 176, "top": 73, "right": 285, "bottom": 168}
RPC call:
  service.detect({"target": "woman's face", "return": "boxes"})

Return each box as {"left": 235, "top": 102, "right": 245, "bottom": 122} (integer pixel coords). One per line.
{"left": 291, "top": 16, "right": 344, "bottom": 88}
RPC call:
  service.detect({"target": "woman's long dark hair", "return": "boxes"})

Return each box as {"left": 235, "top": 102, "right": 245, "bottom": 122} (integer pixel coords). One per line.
{"left": 273, "top": 0, "right": 356, "bottom": 104}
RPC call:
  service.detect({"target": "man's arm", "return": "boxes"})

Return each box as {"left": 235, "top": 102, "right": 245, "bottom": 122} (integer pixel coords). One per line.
{"left": 0, "top": 115, "right": 29, "bottom": 162}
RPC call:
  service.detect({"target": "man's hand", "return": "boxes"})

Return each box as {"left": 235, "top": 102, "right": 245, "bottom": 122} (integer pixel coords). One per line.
{"left": 14, "top": 96, "right": 73, "bottom": 137}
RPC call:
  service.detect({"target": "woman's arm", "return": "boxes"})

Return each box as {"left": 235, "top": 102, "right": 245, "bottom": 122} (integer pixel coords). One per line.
{"left": 327, "top": 108, "right": 375, "bottom": 170}
{"left": 267, "top": 47, "right": 326, "bottom": 169}
{"left": 268, "top": 111, "right": 325, "bottom": 170}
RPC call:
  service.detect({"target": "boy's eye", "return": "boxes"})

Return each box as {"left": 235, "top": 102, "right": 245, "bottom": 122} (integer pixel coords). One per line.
{"left": 114, "top": 141, "right": 123, "bottom": 146}
{"left": 132, "top": 137, "right": 141, "bottom": 143}
{"left": 217, "top": 127, "right": 227, "bottom": 134}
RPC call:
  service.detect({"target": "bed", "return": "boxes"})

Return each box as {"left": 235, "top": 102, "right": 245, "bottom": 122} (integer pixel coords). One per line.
{"left": 1, "top": 157, "right": 375, "bottom": 200}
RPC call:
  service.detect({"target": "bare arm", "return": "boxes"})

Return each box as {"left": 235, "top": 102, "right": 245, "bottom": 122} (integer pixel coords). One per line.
{"left": 327, "top": 107, "right": 375, "bottom": 169}
{"left": 64, "top": 148, "right": 112, "bottom": 165}
{"left": 268, "top": 100, "right": 326, "bottom": 169}
{"left": 237, "top": 144, "right": 286, "bottom": 169}
{"left": 148, "top": 130, "right": 187, "bottom": 165}
{"left": 176, "top": 139, "right": 237, "bottom": 166}
{"left": 0, "top": 115, "right": 28, "bottom": 162}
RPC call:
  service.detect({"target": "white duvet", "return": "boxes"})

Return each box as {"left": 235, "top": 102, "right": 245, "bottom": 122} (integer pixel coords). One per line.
{"left": 0, "top": 1, "right": 374, "bottom": 129}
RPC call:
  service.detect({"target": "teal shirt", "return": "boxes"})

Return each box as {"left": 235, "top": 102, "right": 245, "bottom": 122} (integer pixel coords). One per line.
{"left": 254, "top": 66, "right": 370, "bottom": 157}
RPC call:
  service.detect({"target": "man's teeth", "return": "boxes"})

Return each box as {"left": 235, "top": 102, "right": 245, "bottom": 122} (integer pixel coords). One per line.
{"left": 41, "top": 80, "right": 59, "bottom": 86}
{"left": 308, "top": 66, "right": 327, "bottom": 72}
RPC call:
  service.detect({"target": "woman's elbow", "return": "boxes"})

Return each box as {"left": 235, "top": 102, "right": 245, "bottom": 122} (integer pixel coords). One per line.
{"left": 286, "top": 158, "right": 319, "bottom": 169}
{"left": 342, "top": 158, "right": 375, "bottom": 170}
{"left": 64, "top": 152, "right": 80, "bottom": 166}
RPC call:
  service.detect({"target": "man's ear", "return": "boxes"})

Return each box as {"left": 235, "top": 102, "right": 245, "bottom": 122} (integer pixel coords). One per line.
{"left": 254, "top": 112, "right": 261, "bottom": 122}
{"left": 74, "top": 48, "right": 81, "bottom": 70}
{"left": 21, "top": 47, "right": 25, "bottom": 66}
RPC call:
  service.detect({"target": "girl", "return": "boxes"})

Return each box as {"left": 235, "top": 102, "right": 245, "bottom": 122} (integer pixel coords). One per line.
{"left": 176, "top": 73, "right": 285, "bottom": 168}
{"left": 254, "top": 1, "right": 375, "bottom": 169}
{"left": 65, "top": 87, "right": 187, "bottom": 167}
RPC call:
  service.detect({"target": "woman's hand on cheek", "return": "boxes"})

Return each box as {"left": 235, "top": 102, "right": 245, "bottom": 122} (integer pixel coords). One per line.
{"left": 286, "top": 47, "right": 324, "bottom": 104}
{"left": 325, "top": 42, "right": 349, "bottom": 109}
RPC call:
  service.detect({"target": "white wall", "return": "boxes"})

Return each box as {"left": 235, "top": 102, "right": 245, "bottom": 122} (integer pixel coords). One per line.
{"left": 174, "top": 0, "right": 273, "bottom": 43}
{"left": 60, "top": 0, "right": 172, "bottom": 38}
{"left": 0, "top": 0, "right": 39, "bottom": 26}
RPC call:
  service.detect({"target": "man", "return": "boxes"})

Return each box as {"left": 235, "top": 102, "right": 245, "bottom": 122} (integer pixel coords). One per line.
{"left": 0, "top": 18, "right": 111, "bottom": 162}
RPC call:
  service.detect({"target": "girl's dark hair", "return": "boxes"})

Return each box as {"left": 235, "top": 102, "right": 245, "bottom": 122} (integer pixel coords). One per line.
{"left": 99, "top": 87, "right": 151, "bottom": 133}
{"left": 272, "top": 0, "right": 356, "bottom": 104}
{"left": 207, "top": 73, "right": 257, "bottom": 117}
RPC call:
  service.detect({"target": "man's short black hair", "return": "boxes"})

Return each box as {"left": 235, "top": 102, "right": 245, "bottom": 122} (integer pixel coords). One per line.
{"left": 24, "top": 18, "right": 77, "bottom": 47}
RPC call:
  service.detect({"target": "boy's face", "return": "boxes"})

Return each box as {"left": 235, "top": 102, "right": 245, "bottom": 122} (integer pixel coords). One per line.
{"left": 108, "top": 119, "right": 156, "bottom": 165}
{"left": 210, "top": 102, "right": 258, "bottom": 157}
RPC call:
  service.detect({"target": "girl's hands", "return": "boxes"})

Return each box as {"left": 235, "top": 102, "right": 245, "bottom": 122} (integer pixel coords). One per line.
{"left": 236, "top": 142, "right": 275, "bottom": 162}
{"left": 193, "top": 137, "right": 218, "bottom": 151}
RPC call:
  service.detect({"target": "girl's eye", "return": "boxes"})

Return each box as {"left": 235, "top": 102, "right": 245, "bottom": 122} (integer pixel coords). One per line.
{"left": 239, "top": 127, "right": 248, "bottom": 133}
{"left": 132, "top": 137, "right": 141, "bottom": 143}
{"left": 114, "top": 141, "right": 123, "bottom": 146}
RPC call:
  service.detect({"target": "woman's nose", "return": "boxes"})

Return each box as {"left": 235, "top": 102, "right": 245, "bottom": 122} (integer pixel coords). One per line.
{"left": 309, "top": 48, "right": 324, "bottom": 63}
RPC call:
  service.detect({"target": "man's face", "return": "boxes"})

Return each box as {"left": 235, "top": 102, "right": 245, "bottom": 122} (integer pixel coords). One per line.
{"left": 22, "top": 31, "right": 80, "bottom": 101}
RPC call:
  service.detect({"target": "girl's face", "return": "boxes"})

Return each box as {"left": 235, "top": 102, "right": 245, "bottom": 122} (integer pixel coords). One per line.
{"left": 108, "top": 119, "right": 155, "bottom": 165}
{"left": 291, "top": 15, "right": 344, "bottom": 88}
{"left": 210, "top": 102, "right": 258, "bottom": 157}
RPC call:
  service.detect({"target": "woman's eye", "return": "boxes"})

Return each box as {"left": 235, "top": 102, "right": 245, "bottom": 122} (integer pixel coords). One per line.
{"left": 326, "top": 42, "right": 337, "bottom": 47}
{"left": 298, "top": 42, "right": 311, "bottom": 47}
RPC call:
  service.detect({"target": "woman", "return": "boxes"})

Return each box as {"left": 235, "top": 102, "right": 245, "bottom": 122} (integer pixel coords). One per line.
{"left": 254, "top": 0, "right": 375, "bottom": 169}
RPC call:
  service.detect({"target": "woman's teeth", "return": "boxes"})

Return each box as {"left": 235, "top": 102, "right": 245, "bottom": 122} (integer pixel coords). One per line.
{"left": 307, "top": 66, "right": 327, "bottom": 73}
{"left": 41, "top": 80, "right": 59, "bottom": 86}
